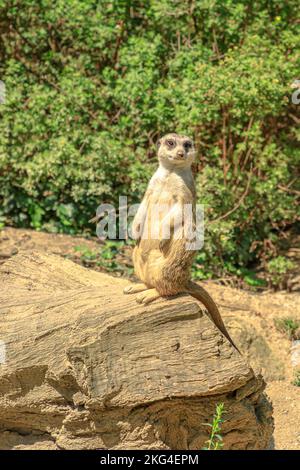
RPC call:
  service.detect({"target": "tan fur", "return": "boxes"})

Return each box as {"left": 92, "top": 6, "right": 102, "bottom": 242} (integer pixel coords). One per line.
{"left": 125, "top": 133, "right": 238, "bottom": 350}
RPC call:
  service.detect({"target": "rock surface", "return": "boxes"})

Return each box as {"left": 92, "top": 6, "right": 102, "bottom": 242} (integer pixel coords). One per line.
{"left": 0, "top": 251, "right": 273, "bottom": 450}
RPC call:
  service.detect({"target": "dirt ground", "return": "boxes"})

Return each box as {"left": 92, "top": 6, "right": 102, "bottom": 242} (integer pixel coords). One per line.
{"left": 0, "top": 226, "right": 299, "bottom": 450}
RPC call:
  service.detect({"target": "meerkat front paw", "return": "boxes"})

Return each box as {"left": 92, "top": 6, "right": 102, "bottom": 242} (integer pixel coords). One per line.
{"left": 123, "top": 283, "right": 148, "bottom": 294}
{"left": 136, "top": 288, "right": 161, "bottom": 305}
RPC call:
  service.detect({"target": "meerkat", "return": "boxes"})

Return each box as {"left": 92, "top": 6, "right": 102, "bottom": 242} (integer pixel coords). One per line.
{"left": 124, "top": 132, "right": 237, "bottom": 350}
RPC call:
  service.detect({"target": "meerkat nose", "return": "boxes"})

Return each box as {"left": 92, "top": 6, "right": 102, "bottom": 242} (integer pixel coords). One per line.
{"left": 177, "top": 150, "right": 184, "bottom": 158}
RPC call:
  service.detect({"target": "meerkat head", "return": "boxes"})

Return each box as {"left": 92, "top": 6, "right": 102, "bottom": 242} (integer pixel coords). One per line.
{"left": 157, "top": 133, "right": 195, "bottom": 169}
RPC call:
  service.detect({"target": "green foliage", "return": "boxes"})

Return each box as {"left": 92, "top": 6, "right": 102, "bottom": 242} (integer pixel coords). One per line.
{"left": 266, "top": 256, "right": 295, "bottom": 287}
{"left": 202, "top": 403, "right": 225, "bottom": 450}
{"left": 293, "top": 370, "right": 300, "bottom": 387}
{"left": 274, "top": 316, "right": 300, "bottom": 340}
{"left": 0, "top": 0, "right": 299, "bottom": 285}
{"left": 74, "top": 240, "right": 133, "bottom": 275}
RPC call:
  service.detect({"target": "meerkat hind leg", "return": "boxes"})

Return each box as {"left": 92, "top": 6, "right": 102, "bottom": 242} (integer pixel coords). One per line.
{"left": 136, "top": 288, "right": 161, "bottom": 305}
{"left": 123, "top": 283, "right": 148, "bottom": 294}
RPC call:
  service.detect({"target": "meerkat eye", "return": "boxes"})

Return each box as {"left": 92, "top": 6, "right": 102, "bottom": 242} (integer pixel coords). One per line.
{"left": 167, "top": 139, "right": 175, "bottom": 147}
{"left": 183, "top": 141, "right": 192, "bottom": 150}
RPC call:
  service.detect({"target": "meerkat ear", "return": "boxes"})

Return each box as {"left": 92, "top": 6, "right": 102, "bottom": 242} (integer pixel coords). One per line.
{"left": 156, "top": 138, "right": 162, "bottom": 149}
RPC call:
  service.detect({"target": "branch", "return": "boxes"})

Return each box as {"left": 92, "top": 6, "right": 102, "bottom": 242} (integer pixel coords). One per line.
{"left": 209, "top": 170, "right": 252, "bottom": 224}
{"left": 278, "top": 184, "right": 300, "bottom": 196}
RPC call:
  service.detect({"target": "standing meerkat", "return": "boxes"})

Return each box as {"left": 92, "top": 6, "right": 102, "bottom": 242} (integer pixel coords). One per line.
{"left": 124, "top": 133, "right": 237, "bottom": 350}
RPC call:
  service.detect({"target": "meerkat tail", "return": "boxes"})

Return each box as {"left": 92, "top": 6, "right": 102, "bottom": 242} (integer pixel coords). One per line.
{"left": 185, "top": 280, "right": 239, "bottom": 352}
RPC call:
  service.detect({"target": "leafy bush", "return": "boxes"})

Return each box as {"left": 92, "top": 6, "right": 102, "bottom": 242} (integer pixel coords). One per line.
{"left": 74, "top": 240, "right": 133, "bottom": 275}
{"left": 293, "top": 370, "right": 300, "bottom": 387}
{"left": 0, "top": 0, "right": 299, "bottom": 284}
{"left": 266, "top": 255, "right": 295, "bottom": 288}
{"left": 274, "top": 316, "right": 300, "bottom": 340}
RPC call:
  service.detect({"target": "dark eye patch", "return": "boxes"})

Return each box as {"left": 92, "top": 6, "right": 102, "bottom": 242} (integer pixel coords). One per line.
{"left": 166, "top": 139, "right": 176, "bottom": 148}
{"left": 183, "top": 141, "right": 192, "bottom": 150}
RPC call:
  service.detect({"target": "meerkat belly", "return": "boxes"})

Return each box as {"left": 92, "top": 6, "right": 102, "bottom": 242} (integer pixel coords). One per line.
{"left": 136, "top": 207, "right": 191, "bottom": 286}
{"left": 146, "top": 197, "right": 176, "bottom": 240}
{"left": 143, "top": 181, "right": 191, "bottom": 241}
{"left": 134, "top": 194, "right": 170, "bottom": 286}
{"left": 133, "top": 173, "right": 195, "bottom": 289}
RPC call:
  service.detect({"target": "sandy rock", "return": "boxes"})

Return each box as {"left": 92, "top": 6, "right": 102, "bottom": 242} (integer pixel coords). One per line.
{"left": 0, "top": 251, "right": 273, "bottom": 450}
{"left": 226, "top": 316, "right": 285, "bottom": 381}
